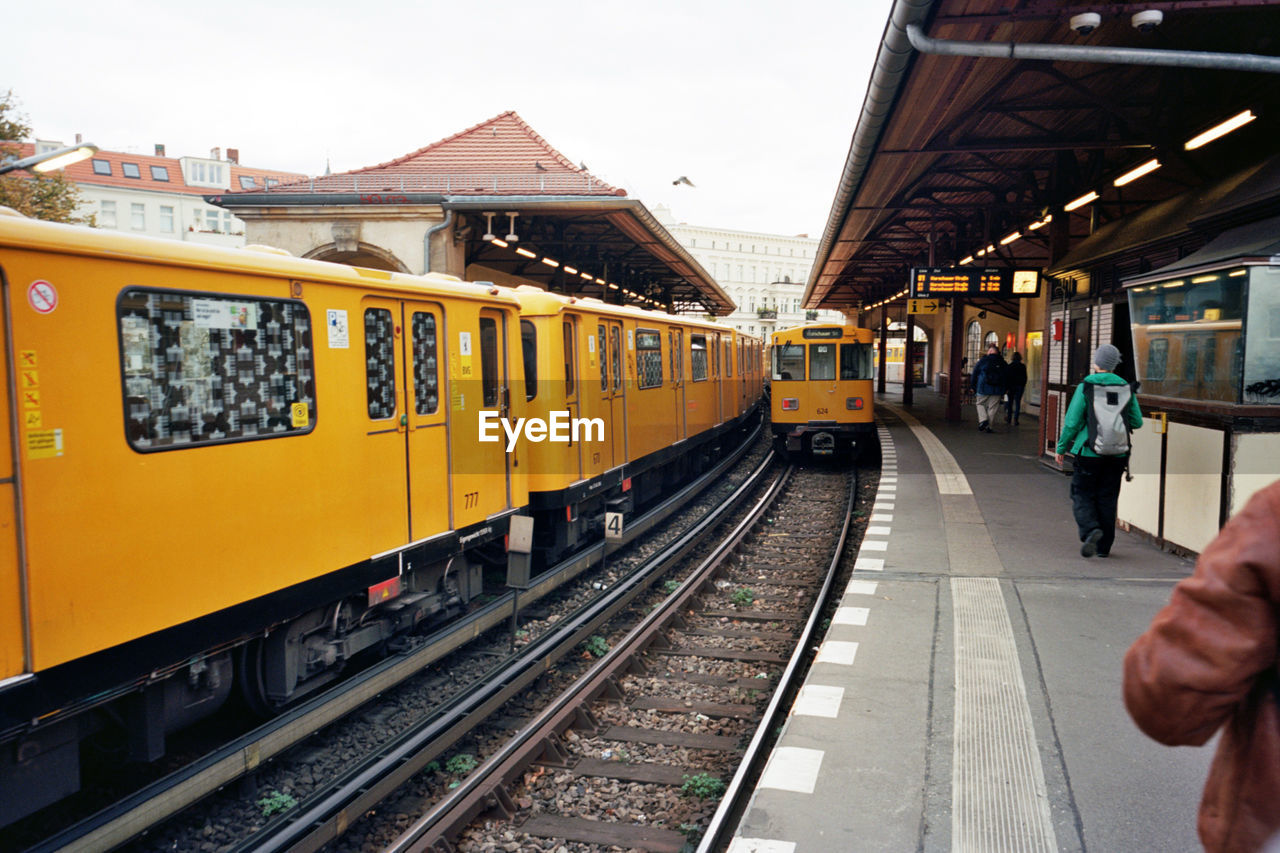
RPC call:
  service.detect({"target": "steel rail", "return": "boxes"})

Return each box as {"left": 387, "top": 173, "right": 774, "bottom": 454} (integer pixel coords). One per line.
{"left": 385, "top": 461, "right": 795, "bottom": 853}
{"left": 696, "top": 467, "right": 860, "bottom": 853}
{"left": 225, "top": 449, "right": 779, "bottom": 853}
{"left": 32, "top": 419, "right": 761, "bottom": 853}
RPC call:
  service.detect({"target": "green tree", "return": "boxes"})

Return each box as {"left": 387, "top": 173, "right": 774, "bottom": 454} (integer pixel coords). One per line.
{"left": 0, "top": 90, "right": 93, "bottom": 224}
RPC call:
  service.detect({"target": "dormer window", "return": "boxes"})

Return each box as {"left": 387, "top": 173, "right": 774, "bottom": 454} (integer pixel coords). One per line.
{"left": 239, "top": 176, "right": 258, "bottom": 190}
{"left": 150, "top": 165, "right": 169, "bottom": 181}
{"left": 122, "top": 162, "right": 141, "bottom": 179}
{"left": 92, "top": 159, "right": 111, "bottom": 175}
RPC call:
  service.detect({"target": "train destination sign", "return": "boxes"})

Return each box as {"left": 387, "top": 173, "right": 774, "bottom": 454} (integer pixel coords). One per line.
{"left": 909, "top": 267, "right": 1041, "bottom": 298}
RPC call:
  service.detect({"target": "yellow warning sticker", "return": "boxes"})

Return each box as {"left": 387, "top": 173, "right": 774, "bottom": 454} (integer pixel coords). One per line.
{"left": 21, "top": 390, "right": 40, "bottom": 409}
{"left": 18, "top": 350, "right": 37, "bottom": 369}
{"left": 24, "top": 411, "right": 42, "bottom": 429}
{"left": 290, "top": 403, "right": 309, "bottom": 428}
{"left": 20, "top": 370, "right": 38, "bottom": 388}
{"left": 26, "top": 429, "right": 62, "bottom": 459}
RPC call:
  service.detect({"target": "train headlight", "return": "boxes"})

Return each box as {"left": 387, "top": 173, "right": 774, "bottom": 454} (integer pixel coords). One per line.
{"left": 846, "top": 397, "right": 864, "bottom": 410}
{"left": 781, "top": 398, "right": 799, "bottom": 411}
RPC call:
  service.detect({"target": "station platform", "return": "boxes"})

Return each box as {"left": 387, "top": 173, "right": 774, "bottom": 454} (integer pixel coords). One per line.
{"left": 728, "top": 387, "right": 1213, "bottom": 853}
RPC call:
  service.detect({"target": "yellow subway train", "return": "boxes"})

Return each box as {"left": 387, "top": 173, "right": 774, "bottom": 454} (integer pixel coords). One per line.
{"left": 0, "top": 211, "right": 760, "bottom": 825}
{"left": 770, "top": 323, "right": 876, "bottom": 458}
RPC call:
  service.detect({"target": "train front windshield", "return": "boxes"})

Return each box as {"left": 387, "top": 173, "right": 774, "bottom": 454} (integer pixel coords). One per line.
{"left": 773, "top": 340, "right": 873, "bottom": 380}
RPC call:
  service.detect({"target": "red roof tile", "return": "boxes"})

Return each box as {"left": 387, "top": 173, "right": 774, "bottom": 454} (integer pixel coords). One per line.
{"left": 240, "top": 112, "right": 624, "bottom": 197}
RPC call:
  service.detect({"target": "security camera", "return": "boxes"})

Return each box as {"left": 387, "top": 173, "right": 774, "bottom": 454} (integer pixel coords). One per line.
{"left": 1131, "top": 9, "right": 1163, "bottom": 31}
{"left": 1069, "top": 12, "right": 1101, "bottom": 35}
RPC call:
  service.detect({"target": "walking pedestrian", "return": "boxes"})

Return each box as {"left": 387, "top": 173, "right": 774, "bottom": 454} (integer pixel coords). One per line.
{"left": 969, "top": 343, "right": 1007, "bottom": 432}
{"left": 1053, "top": 344, "right": 1142, "bottom": 557}
{"left": 1004, "top": 351, "right": 1028, "bottom": 425}
{"left": 1123, "top": 479, "right": 1280, "bottom": 853}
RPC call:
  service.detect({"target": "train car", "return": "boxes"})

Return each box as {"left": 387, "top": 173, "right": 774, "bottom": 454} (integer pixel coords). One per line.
{"left": 511, "top": 287, "right": 761, "bottom": 561}
{"left": 770, "top": 323, "right": 875, "bottom": 458}
{"left": 0, "top": 212, "right": 529, "bottom": 825}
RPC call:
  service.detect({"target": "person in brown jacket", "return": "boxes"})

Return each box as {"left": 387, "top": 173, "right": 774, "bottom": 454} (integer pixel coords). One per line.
{"left": 1124, "top": 479, "right": 1280, "bottom": 853}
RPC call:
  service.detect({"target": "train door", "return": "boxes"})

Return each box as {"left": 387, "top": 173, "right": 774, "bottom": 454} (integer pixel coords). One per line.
{"left": 711, "top": 332, "right": 723, "bottom": 425}
{"left": 402, "top": 303, "right": 451, "bottom": 540}
{"left": 361, "top": 298, "right": 415, "bottom": 543}
{"left": 670, "top": 328, "right": 686, "bottom": 441}
{"left": 450, "top": 308, "right": 514, "bottom": 529}
{"left": 600, "top": 320, "right": 627, "bottom": 468}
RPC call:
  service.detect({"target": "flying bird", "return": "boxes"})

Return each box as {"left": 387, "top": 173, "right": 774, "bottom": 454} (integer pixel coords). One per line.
{"left": 672, "top": 176, "right": 695, "bottom": 187}
{"left": 534, "top": 161, "right": 547, "bottom": 171}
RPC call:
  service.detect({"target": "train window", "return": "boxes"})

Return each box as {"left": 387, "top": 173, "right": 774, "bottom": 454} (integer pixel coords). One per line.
{"left": 118, "top": 289, "right": 316, "bottom": 450}
{"left": 365, "top": 308, "right": 396, "bottom": 419}
{"left": 725, "top": 340, "right": 733, "bottom": 377}
{"left": 810, "top": 344, "right": 836, "bottom": 380}
{"left": 480, "top": 318, "right": 500, "bottom": 407}
{"left": 411, "top": 312, "right": 439, "bottom": 415}
{"left": 599, "top": 325, "right": 608, "bottom": 391}
{"left": 691, "top": 334, "right": 708, "bottom": 381}
{"left": 563, "top": 321, "right": 576, "bottom": 398}
{"left": 1147, "top": 339, "right": 1168, "bottom": 380}
{"left": 1183, "top": 336, "right": 1200, "bottom": 383}
{"left": 610, "top": 326, "right": 622, "bottom": 392}
{"left": 1244, "top": 266, "right": 1280, "bottom": 404}
{"left": 521, "top": 321, "right": 537, "bottom": 401}
{"left": 841, "top": 343, "right": 874, "bottom": 379}
{"left": 637, "top": 329, "right": 663, "bottom": 389}
{"left": 773, "top": 343, "right": 804, "bottom": 381}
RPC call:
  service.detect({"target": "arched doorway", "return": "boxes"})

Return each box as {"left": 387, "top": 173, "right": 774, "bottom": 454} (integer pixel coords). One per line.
{"left": 304, "top": 242, "right": 409, "bottom": 273}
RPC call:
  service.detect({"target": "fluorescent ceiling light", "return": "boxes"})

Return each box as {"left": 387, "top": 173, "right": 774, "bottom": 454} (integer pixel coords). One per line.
{"left": 1185, "top": 110, "right": 1255, "bottom": 150}
{"left": 1000, "top": 232, "right": 1021, "bottom": 245}
{"left": 1064, "top": 191, "right": 1099, "bottom": 212}
{"left": 960, "top": 256, "right": 974, "bottom": 265}
{"left": 1113, "top": 159, "right": 1162, "bottom": 187}
{"left": 490, "top": 238, "right": 508, "bottom": 248}
{"left": 515, "top": 247, "right": 536, "bottom": 258}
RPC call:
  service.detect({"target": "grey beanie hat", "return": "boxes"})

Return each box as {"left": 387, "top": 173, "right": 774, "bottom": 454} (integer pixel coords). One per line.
{"left": 1093, "top": 344, "right": 1122, "bottom": 371}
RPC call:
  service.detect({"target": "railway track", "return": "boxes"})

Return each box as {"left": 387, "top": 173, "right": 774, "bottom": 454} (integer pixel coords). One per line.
{"left": 370, "top": 464, "right": 859, "bottom": 853}
{"left": 19, "top": 424, "right": 767, "bottom": 853}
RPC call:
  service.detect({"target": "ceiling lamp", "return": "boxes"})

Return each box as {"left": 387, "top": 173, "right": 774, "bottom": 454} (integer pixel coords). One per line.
{"left": 1185, "top": 110, "right": 1256, "bottom": 150}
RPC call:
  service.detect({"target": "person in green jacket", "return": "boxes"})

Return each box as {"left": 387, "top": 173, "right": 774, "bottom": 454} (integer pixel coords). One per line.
{"left": 1054, "top": 344, "right": 1143, "bottom": 558}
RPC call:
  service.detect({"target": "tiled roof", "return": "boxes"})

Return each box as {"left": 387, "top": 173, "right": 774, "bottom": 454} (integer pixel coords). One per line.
{"left": 3, "top": 142, "right": 305, "bottom": 196}
{"left": 240, "top": 111, "right": 625, "bottom": 197}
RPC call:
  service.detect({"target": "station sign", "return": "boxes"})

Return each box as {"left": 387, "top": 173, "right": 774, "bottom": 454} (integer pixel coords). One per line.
{"left": 909, "top": 267, "right": 1042, "bottom": 298}
{"left": 907, "top": 299, "right": 941, "bottom": 315}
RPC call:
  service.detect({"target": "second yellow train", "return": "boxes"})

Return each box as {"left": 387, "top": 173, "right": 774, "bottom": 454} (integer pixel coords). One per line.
{"left": 770, "top": 323, "right": 876, "bottom": 458}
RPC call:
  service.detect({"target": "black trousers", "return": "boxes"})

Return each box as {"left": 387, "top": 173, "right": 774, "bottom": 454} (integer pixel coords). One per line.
{"left": 1070, "top": 454, "right": 1127, "bottom": 553}
{"left": 1005, "top": 387, "right": 1025, "bottom": 421}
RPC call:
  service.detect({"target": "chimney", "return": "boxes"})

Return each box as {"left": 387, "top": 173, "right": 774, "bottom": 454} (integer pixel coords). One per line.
{"left": 155, "top": 143, "right": 166, "bottom": 157}
{"left": 226, "top": 148, "right": 239, "bottom": 165}
{"left": 75, "top": 133, "right": 82, "bottom": 145}
{"left": 211, "top": 147, "right": 220, "bottom": 160}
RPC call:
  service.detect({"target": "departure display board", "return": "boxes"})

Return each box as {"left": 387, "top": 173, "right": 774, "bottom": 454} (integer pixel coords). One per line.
{"left": 909, "top": 267, "right": 1041, "bottom": 298}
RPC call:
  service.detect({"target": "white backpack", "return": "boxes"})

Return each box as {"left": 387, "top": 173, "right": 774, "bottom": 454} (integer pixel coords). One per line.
{"left": 1085, "top": 383, "right": 1132, "bottom": 456}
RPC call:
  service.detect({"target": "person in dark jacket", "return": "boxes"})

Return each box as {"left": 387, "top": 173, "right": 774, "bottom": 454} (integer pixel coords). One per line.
{"left": 969, "top": 343, "right": 1007, "bottom": 432}
{"left": 1004, "top": 351, "right": 1028, "bottom": 425}
{"left": 1124, "top": 480, "right": 1280, "bottom": 853}
{"left": 1054, "top": 344, "right": 1142, "bottom": 557}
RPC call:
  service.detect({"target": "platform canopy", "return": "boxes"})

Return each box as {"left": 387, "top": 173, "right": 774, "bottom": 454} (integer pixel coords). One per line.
{"left": 212, "top": 112, "right": 733, "bottom": 315}
{"left": 805, "top": 0, "right": 1280, "bottom": 317}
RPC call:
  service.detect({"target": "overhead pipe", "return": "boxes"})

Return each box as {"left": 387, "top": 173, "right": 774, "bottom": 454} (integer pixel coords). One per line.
{"left": 905, "top": 23, "right": 1280, "bottom": 74}
{"left": 423, "top": 208, "right": 454, "bottom": 274}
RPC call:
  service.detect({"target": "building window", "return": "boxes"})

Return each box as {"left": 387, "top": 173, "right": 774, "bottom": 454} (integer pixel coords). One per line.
{"left": 984, "top": 331, "right": 1000, "bottom": 352}
{"left": 266, "top": 178, "right": 279, "bottom": 187}
{"left": 223, "top": 211, "right": 233, "bottom": 233}
{"left": 150, "top": 165, "right": 169, "bottom": 181}
{"left": 160, "top": 205, "right": 174, "bottom": 233}
{"left": 118, "top": 289, "right": 315, "bottom": 450}
{"left": 122, "top": 162, "right": 141, "bottom": 179}
{"left": 239, "top": 176, "right": 258, "bottom": 190}
{"left": 966, "top": 321, "right": 983, "bottom": 368}
{"left": 205, "top": 210, "right": 220, "bottom": 232}
{"left": 99, "top": 200, "right": 117, "bottom": 228}
{"left": 92, "top": 159, "right": 111, "bottom": 175}
{"left": 131, "top": 203, "right": 145, "bottom": 230}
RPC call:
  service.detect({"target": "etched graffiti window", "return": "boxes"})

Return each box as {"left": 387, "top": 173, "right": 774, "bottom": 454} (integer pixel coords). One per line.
{"left": 562, "top": 321, "right": 576, "bottom": 399}
{"left": 690, "top": 334, "right": 708, "bottom": 381}
{"left": 118, "top": 289, "right": 315, "bottom": 451}
{"left": 610, "top": 326, "right": 622, "bottom": 392}
{"left": 599, "top": 325, "right": 608, "bottom": 391}
{"left": 412, "top": 311, "right": 439, "bottom": 415}
{"left": 637, "top": 329, "right": 663, "bottom": 389}
{"left": 365, "top": 308, "right": 396, "bottom": 419}
{"left": 1147, "top": 338, "right": 1168, "bottom": 380}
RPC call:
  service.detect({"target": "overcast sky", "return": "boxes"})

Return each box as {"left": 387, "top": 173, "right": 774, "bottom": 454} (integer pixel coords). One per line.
{"left": 7, "top": 0, "right": 892, "bottom": 239}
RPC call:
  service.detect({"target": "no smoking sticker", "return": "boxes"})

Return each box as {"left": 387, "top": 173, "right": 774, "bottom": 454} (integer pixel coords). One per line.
{"left": 28, "top": 281, "right": 57, "bottom": 314}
